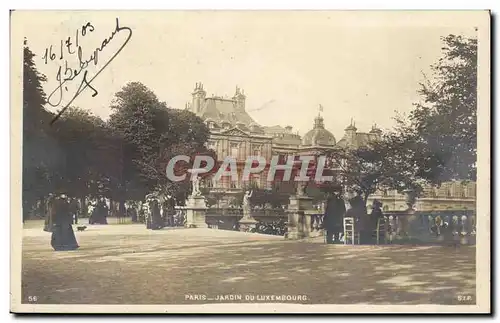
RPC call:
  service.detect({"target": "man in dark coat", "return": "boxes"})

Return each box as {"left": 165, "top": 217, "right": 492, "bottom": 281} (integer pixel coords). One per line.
{"left": 368, "top": 199, "right": 384, "bottom": 241}
{"left": 151, "top": 200, "right": 163, "bottom": 230}
{"left": 348, "top": 190, "right": 369, "bottom": 243}
{"left": 166, "top": 197, "right": 176, "bottom": 227}
{"left": 323, "top": 187, "right": 346, "bottom": 244}
{"left": 69, "top": 197, "right": 79, "bottom": 224}
{"left": 127, "top": 202, "right": 139, "bottom": 223}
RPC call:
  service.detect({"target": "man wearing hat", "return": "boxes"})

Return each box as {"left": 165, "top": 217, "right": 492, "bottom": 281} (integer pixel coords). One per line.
{"left": 323, "top": 185, "right": 346, "bottom": 244}
{"left": 348, "top": 189, "right": 369, "bottom": 243}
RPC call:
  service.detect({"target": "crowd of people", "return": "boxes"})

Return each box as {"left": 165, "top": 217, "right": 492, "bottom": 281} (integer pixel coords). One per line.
{"left": 323, "top": 186, "right": 385, "bottom": 244}
{"left": 39, "top": 185, "right": 386, "bottom": 251}
{"left": 41, "top": 192, "right": 186, "bottom": 251}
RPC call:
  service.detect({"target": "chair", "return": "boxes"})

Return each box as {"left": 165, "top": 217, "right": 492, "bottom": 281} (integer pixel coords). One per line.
{"left": 374, "top": 217, "right": 388, "bottom": 245}
{"left": 343, "top": 217, "right": 360, "bottom": 245}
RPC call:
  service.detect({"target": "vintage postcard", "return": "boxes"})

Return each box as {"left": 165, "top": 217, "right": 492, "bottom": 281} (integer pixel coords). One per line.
{"left": 10, "top": 10, "right": 491, "bottom": 314}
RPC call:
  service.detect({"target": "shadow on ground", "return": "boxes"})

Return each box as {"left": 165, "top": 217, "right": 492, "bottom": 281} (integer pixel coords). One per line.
{"left": 21, "top": 223, "right": 475, "bottom": 306}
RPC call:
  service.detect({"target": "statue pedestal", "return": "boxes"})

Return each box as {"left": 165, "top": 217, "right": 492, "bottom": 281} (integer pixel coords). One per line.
{"left": 239, "top": 217, "right": 258, "bottom": 232}
{"left": 286, "top": 195, "right": 314, "bottom": 240}
{"left": 185, "top": 195, "right": 208, "bottom": 228}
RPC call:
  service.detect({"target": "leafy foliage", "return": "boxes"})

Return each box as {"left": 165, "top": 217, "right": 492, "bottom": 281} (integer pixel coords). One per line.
{"left": 51, "top": 107, "right": 123, "bottom": 199}
{"left": 108, "top": 82, "right": 213, "bottom": 204}
{"left": 322, "top": 34, "right": 478, "bottom": 203}
{"left": 401, "top": 34, "right": 477, "bottom": 182}
{"left": 323, "top": 138, "right": 426, "bottom": 204}
{"left": 23, "top": 56, "right": 212, "bottom": 216}
{"left": 22, "top": 40, "right": 56, "bottom": 217}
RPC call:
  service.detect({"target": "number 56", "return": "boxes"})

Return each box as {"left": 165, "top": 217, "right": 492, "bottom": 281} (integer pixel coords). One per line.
{"left": 28, "top": 296, "right": 38, "bottom": 302}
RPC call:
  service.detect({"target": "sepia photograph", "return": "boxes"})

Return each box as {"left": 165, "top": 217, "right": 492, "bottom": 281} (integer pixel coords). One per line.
{"left": 10, "top": 10, "right": 490, "bottom": 314}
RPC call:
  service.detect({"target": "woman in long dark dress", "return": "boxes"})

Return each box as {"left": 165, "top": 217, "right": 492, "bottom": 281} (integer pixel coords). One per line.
{"left": 97, "top": 198, "right": 109, "bottom": 224}
{"left": 90, "top": 198, "right": 109, "bottom": 224}
{"left": 51, "top": 194, "right": 79, "bottom": 251}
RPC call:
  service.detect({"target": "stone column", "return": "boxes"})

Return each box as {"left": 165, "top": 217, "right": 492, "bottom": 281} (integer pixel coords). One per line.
{"left": 397, "top": 189, "right": 418, "bottom": 239}
{"left": 185, "top": 196, "right": 208, "bottom": 228}
{"left": 286, "top": 195, "right": 314, "bottom": 239}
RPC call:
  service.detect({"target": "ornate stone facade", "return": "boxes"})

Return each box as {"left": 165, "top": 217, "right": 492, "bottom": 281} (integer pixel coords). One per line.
{"left": 367, "top": 181, "right": 477, "bottom": 212}
{"left": 187, "top": 83, "right": 476, "bottom": 211}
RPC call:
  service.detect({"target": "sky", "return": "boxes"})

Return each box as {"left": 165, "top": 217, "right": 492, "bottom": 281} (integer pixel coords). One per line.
{"left": 16, "top": 11, "right": 478, "bottom": 140}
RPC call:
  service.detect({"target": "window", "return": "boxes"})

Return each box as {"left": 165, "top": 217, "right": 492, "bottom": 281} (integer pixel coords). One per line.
{"left": 205, "top": 178, "right": 213, "bottom": 188}
{"left": 207, "top": 140, "right": 217, "bottom": 150}
{"left": 230, "top": 179, "right": 238, "bottom": 189}
{"left": 253, "top": 145, "right": 262, "bottom": 156}
{"left": 251, "top": 175, "right": 260, "bottom": 188}
{"left": 230, "top": 142, "right": 239, "bottom": 159}
{"left": 278, "top": 154, "right": 286, "bottom": 164}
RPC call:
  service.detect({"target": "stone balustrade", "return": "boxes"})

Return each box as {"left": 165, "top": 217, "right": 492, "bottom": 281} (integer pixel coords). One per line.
{"left": 382, "top": 211, "right": 476, "bottom": 245}
{"left": 302, "top": 211, "right": 324, "bottom": 238}
{"left": 177, "top": 201, "right": 476, "bottom": 244}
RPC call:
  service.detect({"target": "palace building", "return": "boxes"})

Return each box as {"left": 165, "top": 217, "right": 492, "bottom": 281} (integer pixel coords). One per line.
{"left": 186, "top": 82, "right": 476, "bottom": 211}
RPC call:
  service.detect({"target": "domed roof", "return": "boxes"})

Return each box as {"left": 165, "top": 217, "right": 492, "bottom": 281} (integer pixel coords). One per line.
{"left": 301, "top": 115, "right": 336, "bottom": 147}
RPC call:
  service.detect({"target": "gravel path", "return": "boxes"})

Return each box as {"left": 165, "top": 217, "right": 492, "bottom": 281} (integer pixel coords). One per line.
{"left": 21, "top": 221, "right": 476, "bottom": 305}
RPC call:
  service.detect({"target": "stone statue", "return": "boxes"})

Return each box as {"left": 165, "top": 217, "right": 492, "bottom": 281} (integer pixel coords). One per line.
{"left": 242, "top": 190, "right": 253, "bottom": 219}
{"left": 296, "top": 182, "right": 309, "bottom": 196}
{"left": 191, "top": 173, "right": 201, "bottom": 197}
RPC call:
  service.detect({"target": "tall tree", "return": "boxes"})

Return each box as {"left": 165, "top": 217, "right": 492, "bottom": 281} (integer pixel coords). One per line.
{"left": 108, "top": 82, "right": 214, "bottom": 203}
{"left": 323, "top": 135, "right": 429, "bottom": 205}
{"left": 323, "top": 146, "right": 387, "bottom": 204}
{"left": 22, "top": 39, "right": 55, "bottom": 217}
{"left": 326, "top": 34, "right": 479, "bottom": 206}
{"left": 108, "top": 82, "right": 167, "bottom": 197}
{"left": 51, "top": 107, "right": 122, "bottom": 200}
{"left": 402, "top": 34, "right": 477, "bottom": 183}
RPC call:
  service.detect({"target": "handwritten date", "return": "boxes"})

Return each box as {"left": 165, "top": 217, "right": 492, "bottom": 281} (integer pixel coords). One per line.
{"left": 44, "top": 19, "right": 132, "bottom": 125}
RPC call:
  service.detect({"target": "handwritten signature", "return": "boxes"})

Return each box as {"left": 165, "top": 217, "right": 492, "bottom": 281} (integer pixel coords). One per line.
{"left": 45, "top": 18, "right": 132, "bottom": 125}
